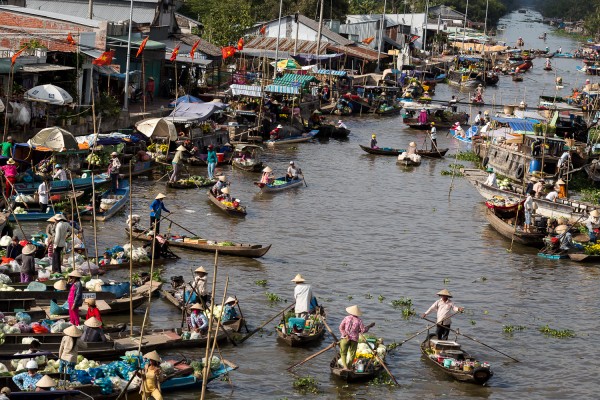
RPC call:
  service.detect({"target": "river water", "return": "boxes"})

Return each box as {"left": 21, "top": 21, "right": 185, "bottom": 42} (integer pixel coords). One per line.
{"left": 31, "top": 10, "right": 598, "bottom": 399}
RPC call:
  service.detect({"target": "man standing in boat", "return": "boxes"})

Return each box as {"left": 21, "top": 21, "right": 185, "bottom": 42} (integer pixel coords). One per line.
{"left": 422, "top": 289, "right": 464, "bottom": 340}
{"left": 291, "top": 274, "right": 312, "bottom": 318}
{"left": 370, "top": 134, "right": 378, "bottom": 149}
{"left": 430, "top": 122, "right": 438, "bottom": 150}
{"left": 107, "top": 152, "right": 121, "bottom": 193}
{"left": 149, "top": 193, "right": 170, "bottom": 234}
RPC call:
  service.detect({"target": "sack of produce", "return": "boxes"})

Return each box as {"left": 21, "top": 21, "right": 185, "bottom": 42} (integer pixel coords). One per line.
{"left": 50, "top": 320, "right": 72, "bottom": 334}
{"left": 31, "top": 323, "right": 49, "bottom": 334}
{"left": 85, "top": 278, "right": 104, "bottom": 291}
{"left": 50, "top": 300, "right": 69, "bottom": 316}
{"left": 0, "top": 274, "right": 11, "bottom": 284}
{"left": 17, "top": 322, "right": 31, "bottom": 333}
{"left": 160, "top": 362, "right": 175, "bottom": 375}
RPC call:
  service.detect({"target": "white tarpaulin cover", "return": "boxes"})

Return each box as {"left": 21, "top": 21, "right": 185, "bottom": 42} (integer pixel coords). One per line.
{"left": 168, "top": 102, "right": 227, "bottom": 123}
{"left": 135, "top": 118, "right": 177, "bottom": 140}
{"left": 24, "top": 84, "right": 73, "bottom": 105}
{"left": 28, "top": 126, "right": 78, "bottom": 151}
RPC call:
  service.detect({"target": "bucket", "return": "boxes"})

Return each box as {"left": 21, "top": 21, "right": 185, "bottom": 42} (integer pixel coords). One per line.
{"left": 217, "top": 153, "right": 224, "bottom": 163}
{"left": 463, "top": 364, "right": 473, "bottom": 372}
{"left": 529, "top": 159, "right": 541, "bottom": 172}
{"left": 443, "top": 358, "right": 454, "bottom": 368}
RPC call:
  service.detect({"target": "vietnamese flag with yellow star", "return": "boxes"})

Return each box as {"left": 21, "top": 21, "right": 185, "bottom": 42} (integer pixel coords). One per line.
{"left": 92, "top": 50, "right": 115, "bottom": 66}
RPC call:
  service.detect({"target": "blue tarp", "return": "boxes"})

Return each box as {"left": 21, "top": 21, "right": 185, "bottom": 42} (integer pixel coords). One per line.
{"left": 458, "top": 56, "right": 482, "bottom": 62}
{"left": 316, "top": 69, "right": 348, "bottom": 77}
{"left": 508, "top": 121, "right": 535, "bottom": 132}
{"left": 168, "top": 95, "right": 203, "bottom": 108}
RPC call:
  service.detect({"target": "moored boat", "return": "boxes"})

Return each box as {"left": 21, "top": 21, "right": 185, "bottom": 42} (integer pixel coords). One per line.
{"left": 417, "top": 148, "right": 449, "bottom": 158}
{"left": 12, "top": 174, "right": 110, "bottom": 195}
{"left": 231, "top": 144, "right": 264, "bottom": 172}
{"left": 567, "top": 253, "right": 600, "bottom": 262}
{"left": 265, "top": 130, "right": 318, "bottom": 146}
{"left": 276, "top": 308, "right": 326, "bottom": 347}
{"left": 81, "top": 181, "right": 130, "bottom": 222}
{"left": 166, "top": 176, "right": 216, "bottom": 189}
{"left": 329, "top": 354, "right": 383, "bottom": 382}
{"left": 207, "top": 190, "right": 247, "bottom": 217}
{"left": 485, "top": 208, "right": 545, "bottom": 246}
{"left": 359, "top": 144, "right": 404, "bottom": 156}
{"left": 253, "top": 176, "right": 304, "bottom": 193}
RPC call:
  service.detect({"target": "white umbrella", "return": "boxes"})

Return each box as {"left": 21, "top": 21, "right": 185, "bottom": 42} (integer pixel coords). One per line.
{"left": 28, "top": 126, "right": 78, "bottom": 151}
{"left": 24, "top": 84, "right": 73, "bottom": 105}
{"left": 135, "top": 118, "right": 177, "bottom": 141}
{"left": 0, "top": 99, "right": 4, "bottom": 113}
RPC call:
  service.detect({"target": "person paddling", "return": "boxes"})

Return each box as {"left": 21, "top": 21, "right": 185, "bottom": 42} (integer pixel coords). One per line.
{"left": 338, "top": 305, "right": 374, "bottom": 372}
{"left": 149, "top": 193, "right": 170, "bottom": 234}
{"left": 422, "top": 289, "right": 464, "bottom": 340}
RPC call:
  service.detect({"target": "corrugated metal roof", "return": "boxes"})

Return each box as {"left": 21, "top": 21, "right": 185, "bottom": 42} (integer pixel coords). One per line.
{"left": 22, "top": 64, "right": 74, "bottom": 73}
{"left": 273, "top": 74, "right": 319, "bottom": 87}
{"left": 265, "top": 84, "right": 300, "bottom": 94}
{"left": 327, "top": 44, "right": 383, "bottom": 61}
{"left": 24, "top": 0, "right": 155, "bottom": 24}
{"left": 0, "top": 5, "right": 99, "bottom": 27}
{"left": 230, "top": 84, "right": 263, "bottom": 97}
{"left": 171, "top": 34, "right": 221, "bottom": 58}
{"left": 243, "top": 37, "right": 327, "bottom": 55}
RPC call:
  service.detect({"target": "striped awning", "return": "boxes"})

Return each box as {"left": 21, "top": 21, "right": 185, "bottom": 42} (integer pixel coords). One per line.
{"left": 230, "top": 84, "right": 263, "bottom": 98}
{"left": 265, "top": 84, "right": 300, "bottom": 94}
{"left": 316, "top": 69, "right": 348, "bottom": 77}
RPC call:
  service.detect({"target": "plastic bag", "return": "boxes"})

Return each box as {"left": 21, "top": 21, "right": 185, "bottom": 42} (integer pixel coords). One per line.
{"left": 15, "top": 104, "right": 31, "bottom": 126}
{"left": 50, "top": 321, "right": 71, "bottom": 333}
{"left": 0, "top": 274, "right": 11, "bottom": 284}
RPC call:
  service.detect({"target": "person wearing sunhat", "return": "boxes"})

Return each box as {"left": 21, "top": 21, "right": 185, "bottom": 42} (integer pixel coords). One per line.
{"left": 206, "top": 144, "right": 218, "bottom": 179}
{"left": 370, "top": 134, "right": 378, "bottom": 149}
{"left": 219, "top": 186, "right": 231, "bottom": 202}
{"left": 260, "top": 166, "right": 274, "bottom": 184}
{"left": 269, "top": 124, "right": 283, "bottom": 141}
{"left": 533, "top": 178, "right": 545, "bottom": 198}
{"left": 523, "top": 191, "right": 534, "bottom": 233}
{"left": 422, "top": 289, "right": 464, "bottom": 340}
{"left": 291, "top": 274, "right": 313, "bottom": 319}
{"left": 58, "top": 325, "right": 82, "bottom": 375}
{"left": 222, "top": 296, "right": 240, "bottom": 323}
{"left": 483, "top": 167, "right": 497, "bottom": 188}
{"left": 545, "top": 187, "right": 559, "bottom": 203}
{"left": 53, "top": 279, "right": 67, "bottom": 292}
{"left": 525, "top": 176, "right": 537, "bottom": 196}
{"left": 407, "top": 141, "right": 417, "bottom": 156}
{"left": 85, "top": 298, "right": 102, "bottom": 323}
{"left": 52, "top": 214, "right": 71, "bottom": 274}
{"left": 338, "top": 305, "right": 374, "bottom": 371}
{"left": 15, "top": 243, "right": 36, "bottom": 283}
{"left": 189, "top": 303, "right": 209, "bottom": 333}
{"left": 211, "top": 175, "right": 227, "bottom": 196}
{"left": 191, "top": 266, "right": 210, "bottom": 306}
{"left": 286, "top": 161, "right": 300, "bottom": 181}
{"left": 107, "top": 151, "right": 121, "bottom": 193}
{"left": 554, "top": 224, "right": 579, "bottom": 252}
{"left": 35, "top": 375, "right": 56, "bottom": 391}
{"left": 586, "top": 209, "right": 600, "bottom": 242}
{"left": 0, "top": 387, "right": 10, "bottom": 399}
{"left": 67, "top": 270, "right": 83, "bottom": 326}
{"left": 336, "top": 119, "right": 347, "bottom": 130}
{"left": 53, "top": 164, "right": 67, "bottom": 181}
{"left": 12, "top": 360, "right": 42, "bottom": 390}
{"left": 555, "top": 178, "right": 567, "bottom": 199}
{"left": 81, "top": 317, "right": 107, "bottom": 343}
{"left": 169, "top": 145, "right": 187, "bottom": 183}
{"left": 0, "top": 158, "right": 18, "bottom": 197}
{"left": 430, "top": 122, "right": 438, "bottom": 149}
{"left": 6, "top": 235, "right": 22, "bottom": 260}
{"left": 139, "top": 351, "right": 164, "bottom": 400}
{"left": 149, "top": 193, "right": 170, "bottom": 234}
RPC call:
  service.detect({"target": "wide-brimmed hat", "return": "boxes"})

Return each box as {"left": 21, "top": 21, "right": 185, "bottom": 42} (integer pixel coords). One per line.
{"left": 190, "top": 303, "right": 204, "bottom": 311}
{"left": 218, "top": 176, "right": 226, "bottom": 182}
{"left": 225, "top": 296, "right": 236, "bottom": 304}
{"left": 346, "top": 305, "right": 363, "bottom": 317}
{"left": 68, "top": 270, "right": 82, "bottom": 278}
{"left": 84, "top": 317, "right": 102, "bottom": 328}
{"left": 437, "top": 289, "right": 452, "bottom": 297}
{"left": 556, "top": 179, "right": 565, "bottom": 185}
{"left": 409, "top": 142, "right": 416, "bottom": 147}
{"left": 46, "top": 216, "right": 57, "bottom": 223}
{"left": 195, "top": 266, "right": 207, "bottom": 274}
{"left": 144, "top": 350, "right": 161, "bottom": 362}
{"left": 155, "top": 193, "right": 166, "bottom": 200}
{"left": 22, "top": 244, "right": 37, "bottom": 255}
{"left": 36, "top": 375, "right": 56, "bottom": 388}
{"left": 277, "top": 124, "right": 283, "bottom": 129}
{"left": 6, "top": 158, "right": 15, "bottom": 165}
{"left": 291, "top": 274, "right": 305, "bottom": 283}
{"left": 111, "top": 152, "right": 118, "bottom": 156}
{"left": 262, "top": 166, "right": 272, "bottom": 173}
{"left": 529, "top": 177, "right": 538, "bottom": 182}
{"left": 63, "top": 326, "right": 82, "bottom": 338}
{"left": 53, "top": 280, "right": 67, "bottom": 291}
{"left": 176, "top": 145, "right": 186, "bottom": 151}
{"left": 85, "top": 298, "right": 96, "bottom": 306}
{"left": 54, "top": 214, "right": 67, "bottom": 222}
{"left": 555, "top": 224, "right": 569, "bottom": 234}
{"left": 591, "top": 210, "right": 600, "bottom": 218}
{"left": 221, "top": 187, "right": 230, "bottom": 194}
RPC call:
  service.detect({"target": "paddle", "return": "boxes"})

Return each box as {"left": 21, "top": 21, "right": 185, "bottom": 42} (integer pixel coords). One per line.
{"left": 235, "top": 295, "right": 250, "bottom": 333}
{"left": 159, "top": 214, "right": 201, "bottom": 238}
{"left": 286, "top": 342, "right": 337, "bottom": 371}
{"left": 394, "top": 311, "right": 461, "bottom": 348}
{"left": 359, "top": 333, "right": 399, "bottom": 386}
{"left": 421, "top": 316, "right": 520, "bottom": 362}
{"left": 238, "top": 303, "right": 295, "bottom": 344}
{"left": 300, "top": 170, "right": 308, "bottom": 187}
{"left": 321, "top": 314, "right": 339, "bottom": 342}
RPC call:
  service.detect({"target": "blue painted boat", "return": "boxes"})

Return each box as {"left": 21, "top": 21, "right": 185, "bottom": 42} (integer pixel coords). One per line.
{"left": 537, "top": 252, "right": 569, "bottom": 259}
{"left": 12, "top": 173, "right": 110, "bottom": 195}
{"left": 254, "top": 176, "right": 304, "bottom": 193}
{"left": 161, "top": 361, "right": 237, "bottom": 392}
{"left": 265, "top": 130, "right": 318, "bottom": 146}
{"left": 81, "top": 181, "right": 130, "bottom": 221}
{"left": 8, "top": 208, "right": 89, "bottom": 222}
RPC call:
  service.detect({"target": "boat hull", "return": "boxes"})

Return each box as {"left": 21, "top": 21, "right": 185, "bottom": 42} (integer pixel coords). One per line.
{"left": 12, "top": 174, "right": 110, "bottom": 195}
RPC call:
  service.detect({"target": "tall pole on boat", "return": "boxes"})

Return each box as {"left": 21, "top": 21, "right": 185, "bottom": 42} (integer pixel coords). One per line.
{"left": 123, "top": 0, "right": 134, "bottom": 111}
{"left": 200, "top": 250, "right": 219, "bottom": 400}
{"left": 128, "top": 161, "right": 133, "bottom": 336}
{"left": 376, "top": 0, "right": 387, "bottom": 72}
{"left": 294, "top": 11, "right": 299, "bottom": 56}
{"left": 273, "top": 0, "right": 284, "bottom": 79}
{"left": 462, "top": 0, "right": 469, "bottom": 53}
{"left": 3, "top": 63, "right": 14, "bottom": 141}
{"left": 422, "top": 0, "right": 429, "bottom": 52}
{"left": 484, "top": 0, "right": 489, "bottom": 36}
{"left": 315, "top": 0, "right": 325, "bottom": 69}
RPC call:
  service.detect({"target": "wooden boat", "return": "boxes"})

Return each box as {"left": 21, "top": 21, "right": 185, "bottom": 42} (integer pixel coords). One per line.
{"left": 265, "top": 130, "right": 318, "bottom": 146}
{"left": 127, "top": 227, "right": 271, "bottom": 258}
{"left": 512, "top": 74, "right": 523, "bottom": 82}
{"left": 485, "top": 208, "right": 545, "bottom": 246}
{"left": 98, "top": 257, "right": 173, "bottom": 272}
{"left": 408, "top": 123, "right": 431, "bottom": 130}
{"left": 8, "top": 207, "right": 90, "bottom": 222}
{"left": 537, "top": 252, "right": 568, "bottom": 259}
{"left": 276, "top": 308, "right": 326, "bottom": 347}
{"left": 567, "top": 253, "right": 600, "bottom": 262}
{"left": 420, "top": 334, "right": 493, "bottom": 385}
{"left": 330, "top": 354, "right": 383, "bottom": 382}
{"left": 207, "top": 190, "right": 247, "bottom": 217}
{"left": 397, "top": 158, "right": 421, "bottom": 166}
{"left": 584, "top": 163, "right": 600, "bottom": 182}
{"left": 123, "top": 159, "right": 156, "bottom": 177}
{"left": 12, "top": 174, "right": 110, "bottom": 195}
{"left": 80, "top": 182, "right": 129, "bottom": 222}
{"left": 166, "top": 177, "right": 216, "bottom": 189}
{"left": 13, "top": 190, "right": 85, "bottom": 206}
{"left": 543, "top": 66, "right": 552, "bottom": 71}
{"left": 254, "top": 176, "right": 304, "bottom": 193}
{"left": 359, "top": 144, "right": 405, "bottom": 156}
{"left": 231, "top": 144, "right": 263, "bottom": 172}
{"left": 417, "top": 148, "right": 449, "bottom": 158}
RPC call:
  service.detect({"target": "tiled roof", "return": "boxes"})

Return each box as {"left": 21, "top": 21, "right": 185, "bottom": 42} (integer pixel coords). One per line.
{"left": 296, "top": 14, "right": 354, "bottom": 46}
{"left": 172, "top": 34, "right": 221, "bottom": 58}
{"left": 0, "top": 4, "right": 99, "bottom": 27}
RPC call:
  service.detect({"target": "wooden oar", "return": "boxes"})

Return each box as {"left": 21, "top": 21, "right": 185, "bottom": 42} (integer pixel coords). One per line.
{"left": 395, "top": 311, "right": 462, "bottom": 348}
{"left": 358, "top": 333, "right": 399, "bottom": 386}
{"left": 160, "top": 214, "right": 201, "bottom": 238}
{"left": 286, "top": 342, "right": 336, "bottom": 371}
{"left": 321, "top": 314, "right": 339, "bottom": 342}
{"left": 422, "top": 316, "right": 520, "bottom": 362}
{"left": 238, "top": 303, "right": 294, "bottom": 344}
{"left": 235, "top": 295, "right": 250, "bottom": 333}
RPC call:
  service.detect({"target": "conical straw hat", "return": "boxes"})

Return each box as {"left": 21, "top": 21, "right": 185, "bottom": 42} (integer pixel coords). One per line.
{"left": 36, "top": 375, "right": 56, "bottom": 388}
{"left": 437, "top": 289, "right": 452, "bottom": 297}
{"left": 346, "top": 305, "right": 362, "bottom": 316}
{"left": 84, "top": 317, "right": 102, "bottom": 328}
{"left": 63, "top": 325, "right": 82, "bottom": 338}
{"left": 53, "top": 280, "right": 67, "bottom": 291}
{"left": 195, "top": 266, "right": 207, "bottom": 274}
{"left": 291, "top": 274, "right": 305, "bottom": 283}
{"left": 144, "top": 350, "right": 161, "bottom": 362}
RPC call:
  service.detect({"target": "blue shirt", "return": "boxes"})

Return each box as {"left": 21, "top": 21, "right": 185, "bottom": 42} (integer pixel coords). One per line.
{"left": 222, "top": 304, "right": 238, "bottom": 322}
{"left": 13, "top": 371, "right": 42, "bottom": 390}
{"left": 190, "top": 312, "right": 208, "bottom": 330}
{"left": 207, "top": 150, "right": 218, "bottom": 164}
{"left": 150, "top": 199, "right": 170, "bottom": 218}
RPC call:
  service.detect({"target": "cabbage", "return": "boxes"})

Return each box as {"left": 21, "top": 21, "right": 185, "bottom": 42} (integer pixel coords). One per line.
{"left": 51, "top": 321, "right": 71, "bottom": 334}
{"left": 201, "top": 356, "right": 221, "bottom": 370}
{"left": 0, "top": 364, "right": 7, "bottom": 373}
{"left": 0, "top": 274, "right": 11, "bottom": 284}
{"left": 15, "top": 312, "right": 31, "bottom": 324}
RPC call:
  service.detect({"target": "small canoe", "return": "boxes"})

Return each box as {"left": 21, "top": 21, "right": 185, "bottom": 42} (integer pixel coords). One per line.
{"left": 265, "top": 130, "right": 318, "bottom": 146}
{"left": 567, "top": 253, "right": 600, "bottom": 262}
{"left": 254, "top": 177, "right": 304, "bottom": 193}
{"left": 276, "top": 308, "right": 326, "bottom": 347}
{"left": 537, "top": 252, "right": 568, "bottom": 259}
{"left": 207, "top": 190, "right": 247, "bottom": 217}
{"left": 408, "top": 123, "right": 432, "bottom": 130}
{"left": 232, "top": 159, "right": 263, "bottom": 172}
{"left": 167, "top": 177, "right": 216, "bottom": 189}
{"left": 81, "top": 181, "right": 130, "bottom": 222}
{"left": 397, "top": 156, "right": 422, "bottom": 166}
{"left": 359, "top": 144, "right": 405, "bottom": 156}
{"left": 330, "top": 355, "right": 383, "bottom": 382}
{"left": 421, "top": 334, "right": 493, "bottom": 385}
{"left": 231, "top": 144, "right": 264, "bottom": 172}
{"left": 417, "top": 148, "right": 449, "bottom": 158}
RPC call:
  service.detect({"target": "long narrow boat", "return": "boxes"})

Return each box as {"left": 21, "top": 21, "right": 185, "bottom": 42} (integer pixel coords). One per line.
{"left": 12, "top": 174, "right": 110, "bottom": 195}
{"left": 81, "top": 182, "right": 129, "bottom": 222}
{"left": 265, "top": 130, "right": 318, "bottom": 146}
{"left": 231, "top": 144, "right": 263, "bottom": 172}
{"left": 567, "top": 253, "right": 600, "bottom": 262}
{"left": 254, "top": 176, "right": 304, "bottom": 193}
{"left": 207, "top": 190, "right": 247, "bottom": 217}
{"left": 8, "top": 207, "right": 90, "bottom": 222}
{"left": 417, "top": 148, "right": 449, "bottom": 158}
{"left": 359, "top": 144, "right": 405, "bottom": 156}
{"left": 485, "top": 208, "right": 545, "bottom": 246}
{"left": 420, "top": 334, "right": 493, "bottom": 385}
{"left": 397, "top": 158, "right": 421, "bottom": 166}
{"left": 127, "top": 227, "right": 271, "bottom": 258}
{"left": 330, "top": 355, "right": 383, "bottom": 382}
{"left": 276, "top": 308, "right": 326, "bottom": 347}
{"left": 166, "top": 177, "right": 216, "bottom": 189}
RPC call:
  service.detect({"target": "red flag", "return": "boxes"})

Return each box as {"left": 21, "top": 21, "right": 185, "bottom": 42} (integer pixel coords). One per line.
{"left": 66, "top": 32, "right": 76, "bottom": 46}
{"left": 259, "top": 25, "right": 266, "bottom": 35}
{"left": 221, "top": 46, "right": 236, "bottom": 59}
{"left": 362, "top": 36, "right": 375, "bottom": 45}
{"left": 409, "top": 35, "right": 420, "bottom": 43}
{"left": 189, "top": 40, "right": 201, "bottom": 60}
{"left": 136, "top": 36, "right": 149, "bottom": 58}
{"left": 92, "top": 50, "right": 115, "bottom": 66}
{"left": 237, "top": 37, "right": 244, "bottom": 51}
{"left": 11, "top": 47, "right": 27, "bottom": 66}
{"left": 170, "top": 45, "right": 180, "bottom": 62}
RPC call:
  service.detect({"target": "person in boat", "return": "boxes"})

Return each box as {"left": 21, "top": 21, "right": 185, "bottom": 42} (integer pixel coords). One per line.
{"left": 555, "top": 179, "right": 567, "bottom": 199}
{"left": 81, "top": 317, "right": 106, "bottom": 343}
{"left": 554, "top": 225, "right": 581, "bottom": 252}
{"left": 309, "top": 110, "right": 322, "bottom": 128}
{"left": 270, "top": 124, "right": 283, "bottom": 141}
{"left": 191, "top": 266, "right": 210, "bottom": 307}
{"left": 474, "top": 111, "right": 483, "bottom": 126}
{"left": 53, "top": 164, "right": 67, "bottom": 181}
{"left": 169, "top": 145, "right": 187, "bottom": 183}
{"left": 430, "top": 122, "right": 437, "bottom": 150}
{"left": 67, "top": 270, "right": 83, "bottom": 326}
{"left": 545, "top": 58, "right": 551, "bottom": 69}
{"left": 52, "top": 214, "right": 71, "bottom": 274}
{"left": 422, "top": 289, "right": 464, "bottom": 340}
{"left": 189, "top": 303, "right": 208, "bottom": 333}
{"left": 58, "top": 325, "right": 81, "bottom": 375}
{"left": 449, "top": 95, "right": 458, "bottom": 112}
{"left": 139, "top": 351, "right": 164, "bottom": 400}
{"left": 453, "top": 122, "right": 464, "bottom": 138}
{"left": 545, "top": 188, "right": 559, "bottom": 203}
{"left": 211, "top": 175, "right": 227, "bottom": 196}
{"left": 222, "top": 296, "right": 240, "bottom": 322}
{"left": 6, "top": 235, "right": 22, "bottom": 259}
{"left": 370, "top": 134, "right": 378, "bottom": 149}
{"left": 85, "top": 298, "right": 102, "bottom": 323}
{"left": 12, "top": 360, "right": 43, "bottom": 390}
{"left": 484, "top": 167, "right": 497, "bottom": 187}
{"left": 260, "top": 166, "right": 274, "bottom": 184}
{"left": 556, "top": 151, "right": 570, "bottom": 174}
{"left": 35, "top": 375, "right": 56, "bottom": 392}
{"left": 407, "top": 142, "right": 417, "bottom": 156}
{"left": 291, "top": 274, "right": 313, "bottom": 319}
{"left": 99, "top": 251, "right": 112, "bottom": 266}
{"left": 533, "top": 178, "right": 545, "bottom": 198}
{"left": 219, "top": 186, "right": 231, "bottom": 202}
{"left": 232, "top": 198, "right": 242, "bottom": 209}
{"left": 524, "top": 192, "right": 534, "bottom": 233}
{"left": 338, "top": 305, "right": 374, "bottom": 371}
{"left": 53, "top": 279, "right": 67, "bottom": 292}
{"left": 585, "top": 209, "right": 600, "bottom": 242}
{"left": 149, "top": 193, "right": 170, "bottom": 234}
{"left": 37, "top": 178, "right": 50, "bottom": 211}
{"left": 286, "top": 161, "right": 300, "bottom": 181}
{"left": 1, "top": 158, "right": 18, "bottom": 198}
{"left": 15, "top": 243, "right": 36, "bottom": 283}
{"left": 525, "top": 176, "right": 537, "bottom": 195}
{"left": 108, "top": 152, "right": 121, "bottom": 192}
{"left": 337, "top": 120, "right": 348, "bottom": 130}
{"left": 206, "top": 144, "right": 218, "bottom": 180}
{"left": 144, "top": 231, "right": 173, "bottom": 259}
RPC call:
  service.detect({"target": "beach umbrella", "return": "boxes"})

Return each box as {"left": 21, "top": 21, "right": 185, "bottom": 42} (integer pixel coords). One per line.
{"left": 168, "top": 95, "right": 203, "bottom": 108}
{"left": 271, "top": 59, "right": 301, "bottom": 70}
{"left": 24, "top": 84, "right": 73, "bottom": 105}
{"left": 28, "top": 126, "right": 78, "bottom": 151}
{"left": 135, "top": 118, "right": 177, "bottom": 141}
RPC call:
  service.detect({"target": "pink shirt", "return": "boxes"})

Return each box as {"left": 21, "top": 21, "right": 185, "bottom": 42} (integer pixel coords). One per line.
{"left": 424, "top": 298, "right": 460, "bottom": 325}
{"left": 339, "top": 315, "right": 366, "bottom": 342}
{"left": 1, "top": 164, "right": 17, "bottom": 177}
{"left": 68, "top": 283, "right": 76, "bottom": 305}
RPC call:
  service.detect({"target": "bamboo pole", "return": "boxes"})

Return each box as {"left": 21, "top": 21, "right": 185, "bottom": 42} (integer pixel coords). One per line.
{"left": 90, "top": 173, "right": 99, "bottom": 265}
{"left": 208, "top": 275, "right": 229, "bottom": 363}
{"left": 200, "top": 250, "right": 218, "bottom": 400}
{"left": 129, "top": 160, "right": 134, "bottom": 336}
{"left": 134, "top": 217, "right": 158, "bottom": 349}
{"left": 67, "top": 171, "right": 92, "bottom": 277}
{"left": 3, "top": 63, "right": 14, "bottom": 141}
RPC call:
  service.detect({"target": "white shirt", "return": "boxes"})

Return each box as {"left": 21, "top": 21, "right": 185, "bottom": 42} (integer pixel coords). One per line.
{"left": 287, "top": 165, "right": 298, "bottom": 178}
{"left": 54, "top": 221, "right": 71, "bottom": 248}
{"left": 424, "top": 298, "right": 460, "bottom": 325}
{"left": 337, "top": 122, "right": 348, "bottom": 129}
{"left": 293, "top": 283, "right": 313, "bottom": 314}
{"left": 108, "top": 157, "right": 121, "bottom": 174}
{"left": 474, "top": 114, "right": 481, "bottom": 124}
{"left": 546, "top": 191, "right": 559, "bottom": 202}
{"left": 524, "top": 195, "right": 534, "bottom": 211}
{"left": 53, "top": 169, "right": 67, "bottom": 181}
{"left": 38, "top": 181, "right": 49, "bottom": 205}
{"left": 484, "top": 172, "right": 497, "bottom": 187}
{"left": 192, "top": 275, "right": 207, "bottom": 296}
{"left": 430, "top": 127, "right": 437, "bottom": 140}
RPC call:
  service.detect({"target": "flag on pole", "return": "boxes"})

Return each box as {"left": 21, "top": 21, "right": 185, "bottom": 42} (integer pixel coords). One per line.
{"left": 361, "top": 37, "right": 375, "bottom": 45}
{"left": 136, "top": 36, "right": 149, "bottom": 57}
{"left": 221, "top": 46, "right": 236, "bottom": 59}
{"left": 189, "top": 40, "right": 201, "bottom": 60}
{"left": 237, "top": 37, "right": 244, "bottom": 51}
{"left": 170, "top": 45, "right": 180, "bottom": 62}
{"left": 11, "top": 47, "right": 27, "bottom": 66}
{"left": 409, "top": 35, "right": 420, "bottom": 43}
{"left": 66, "top": 33, "right": 77, "bottom": 46}
{"left": 92, "top": 50, "right": 115, "bottom": 66}
{"left": 259, "top": 25, "right": 266, "bottom": 35}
